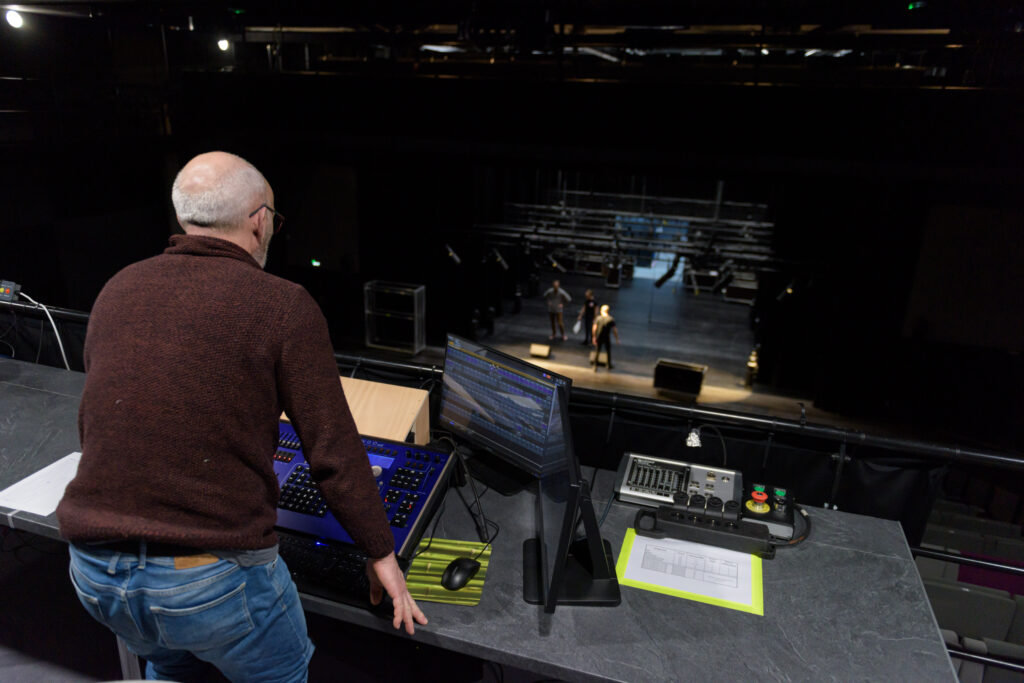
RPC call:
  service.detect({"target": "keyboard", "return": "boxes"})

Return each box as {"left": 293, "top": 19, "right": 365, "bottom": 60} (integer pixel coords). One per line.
{"left": 277, "top": 531, "right": 403, "bottom": 611}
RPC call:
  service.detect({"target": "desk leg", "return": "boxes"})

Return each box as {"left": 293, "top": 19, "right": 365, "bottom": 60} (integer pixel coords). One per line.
{"left": 117, "top": 635, "right": 142, "bottom": 679}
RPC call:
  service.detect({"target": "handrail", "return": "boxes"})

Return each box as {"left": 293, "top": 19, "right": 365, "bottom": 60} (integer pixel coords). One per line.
{"left": 3, "top": 300, "right": 1018, "bottom": 471}
{"left": 911, "top": 546, "right": 1024, "bottom": 578}
{"left": 332, "top": 353, "right": 1024, "bottom": 472}
{"left": 0, "top": 300, "right": 91, "bottom": 324}
{"left": 947, "top": 648, "right": 1024, "bottom": 674}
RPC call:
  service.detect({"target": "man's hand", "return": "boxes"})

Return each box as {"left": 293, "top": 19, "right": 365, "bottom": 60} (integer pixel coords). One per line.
{"left": 366, "top": 552, "right": 428, "bottom": 635}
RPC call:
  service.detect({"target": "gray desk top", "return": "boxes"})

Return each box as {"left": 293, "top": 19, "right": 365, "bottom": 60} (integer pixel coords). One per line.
{"left": 0, "top": 358, "right": 956, "bottom": 682}
{"left": 0, "top": 359, "right": 85, "bottom": 539}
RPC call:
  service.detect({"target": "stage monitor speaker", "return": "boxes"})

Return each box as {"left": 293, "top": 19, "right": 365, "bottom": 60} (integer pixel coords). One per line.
{"left": 653, "top": 359, "right": 707, "bottom": 397}
{"left": 529, "top": 343, "right": 551, "bottom": 358}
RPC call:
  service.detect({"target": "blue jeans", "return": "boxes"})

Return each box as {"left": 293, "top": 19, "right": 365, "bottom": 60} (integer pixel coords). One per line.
{"left": 68, "top": 543, "right": 314, "bottom": 682}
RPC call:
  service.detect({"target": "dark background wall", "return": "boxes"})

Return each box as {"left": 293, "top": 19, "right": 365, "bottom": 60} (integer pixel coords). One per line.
{"left": 1, "top": 6, "right": 1022, "bottom": 454}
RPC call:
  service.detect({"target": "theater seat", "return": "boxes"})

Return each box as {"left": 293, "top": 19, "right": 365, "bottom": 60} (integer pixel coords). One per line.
{"left": 924, "top": 525, "right": 987, "bottom": 554}
{"left": 1008, "top": 596, "right": 1024, "bottom": 645}
{"left": 923, "top": 579, "right": 1016, "bottom": 641}
{"left": 916, "top": 544, "right": 961, "bottom": 581}
{"left": 981, "top": 638, "right": 1024, "bottom": 683}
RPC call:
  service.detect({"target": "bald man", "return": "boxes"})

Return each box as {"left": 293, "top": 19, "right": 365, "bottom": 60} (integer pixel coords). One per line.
{"left": 57, "top": 152, "right": 425, "bottom": 683}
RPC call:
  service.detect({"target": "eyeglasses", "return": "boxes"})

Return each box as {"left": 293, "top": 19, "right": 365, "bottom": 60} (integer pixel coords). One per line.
{"left": 248, "top": 203, "right": 286, "bottom": 235}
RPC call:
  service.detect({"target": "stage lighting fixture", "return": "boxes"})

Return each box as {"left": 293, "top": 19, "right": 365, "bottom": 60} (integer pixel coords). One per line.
{"left": 760, "top": 48, "right": 769, "bottom": 56}
{"left": 6, "top": 10, "right": 24, "bottom": 28}
{"left": 492, "top": 248, "right": 509, "bottom": 271}
{"left": 217, "top": 39, "right": 230, "bottom": 51}
{"left": 775, "top": 281, "right": 796, "bottom": 301}
{"left": 654, "top": 253, "right": 682, "bottom": 288}
{"left": 549, "top": 256, "right": 566, "bottom": 273}
{"left": 420, "top": 44, "right": 463, "bottom": 53}
{"left": 445, "top": 244, "right": 462, "bottom": 265}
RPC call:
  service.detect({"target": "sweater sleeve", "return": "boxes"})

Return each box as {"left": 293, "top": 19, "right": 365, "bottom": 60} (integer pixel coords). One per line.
{"left": 275, "top": 290, "right": 394, "bottom": 558}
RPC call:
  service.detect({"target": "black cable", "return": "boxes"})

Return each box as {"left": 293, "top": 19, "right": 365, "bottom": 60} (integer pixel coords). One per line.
{"left": 470, "top": 518, "right": 500, "bottom": 562}
{"left": 411, "top": 494, "right": 448, "bottom": 561}
{"left": 452, "top": 486, "right": 500, "bottom": 561}
{"left": 597, "top": 490, "right": 615, "bottom": 529}
{"left": 0, "top": 316, "right": 17, "bottom": 343}
{"left": 34, "top": 317, "right": 45, "bottom": 364}
{"left": 453, "top": 484, "right": 490, "bottom": 544}
{"left": 771, "top": 504, "right": 811, "bottom": 548}
{"left": 436, "top": 434, "right": 496, "bottom": 547}
{"left": 697, "top": 424, "right": 729, "bottom": 467}
{"left": 586, "top": 466, "right": 615, "bottom": 529}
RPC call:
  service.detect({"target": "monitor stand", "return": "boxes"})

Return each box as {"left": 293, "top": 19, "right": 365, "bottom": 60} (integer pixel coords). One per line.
{"left": 523, "top": 482, "right": 621, "bottom": 608}
{"left": 464, "top": 449, "right": 534, "bottom": 496}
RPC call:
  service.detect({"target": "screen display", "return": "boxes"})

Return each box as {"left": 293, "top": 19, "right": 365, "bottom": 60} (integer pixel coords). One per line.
{"left": 439, "top": 334, "right": 572, "bottom": 478}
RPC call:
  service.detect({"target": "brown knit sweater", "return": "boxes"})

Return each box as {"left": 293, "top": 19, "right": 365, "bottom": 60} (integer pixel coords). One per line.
{"left": 57, "top": 235, "right": 394, "bottom": 558}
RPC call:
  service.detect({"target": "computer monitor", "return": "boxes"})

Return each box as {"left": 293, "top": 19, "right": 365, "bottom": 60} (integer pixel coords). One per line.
{"left": 523, "top": 383, "right": 620, "bottom": 612}
{"left": 439, "top": 334, "right": 571, "bottom": 479}
{"left": 439, "top": 334, "right": 619, "bottom": 612}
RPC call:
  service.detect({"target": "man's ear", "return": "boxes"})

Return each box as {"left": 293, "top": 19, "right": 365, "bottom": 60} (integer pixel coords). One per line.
{"left": 251, "top": 210, "right": 265, "bottom": 244}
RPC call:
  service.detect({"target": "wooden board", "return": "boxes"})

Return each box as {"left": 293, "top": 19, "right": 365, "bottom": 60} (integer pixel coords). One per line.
{"left": 281, "top": 376, "right": 430, "bottom": 445}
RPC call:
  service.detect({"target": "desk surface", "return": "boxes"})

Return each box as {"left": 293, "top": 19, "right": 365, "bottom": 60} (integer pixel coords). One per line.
{"left": 1, "top": 359, "right": 956, "bottom": 682}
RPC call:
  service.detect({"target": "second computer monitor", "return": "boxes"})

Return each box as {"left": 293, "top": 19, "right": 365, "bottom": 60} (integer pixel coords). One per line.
{"left": 439, "top": 334, "right": 571, "bottom": 478}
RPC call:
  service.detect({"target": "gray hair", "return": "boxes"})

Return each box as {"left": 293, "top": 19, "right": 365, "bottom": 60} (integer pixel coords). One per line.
{"left": 171, "top": 153, "right": 268, "bottom": 229}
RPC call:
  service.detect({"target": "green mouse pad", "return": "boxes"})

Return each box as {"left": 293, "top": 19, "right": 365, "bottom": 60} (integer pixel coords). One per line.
{"left": 406, "top": 538, "right": 491, "bottom": 606}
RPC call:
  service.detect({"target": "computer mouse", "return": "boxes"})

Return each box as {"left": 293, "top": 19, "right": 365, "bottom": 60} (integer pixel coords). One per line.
{"left": 441, "top": 557, "right": 481, "bottom": 591}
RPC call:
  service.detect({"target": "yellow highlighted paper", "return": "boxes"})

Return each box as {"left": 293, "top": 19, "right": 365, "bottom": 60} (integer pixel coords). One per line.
{"left": 615, "top": 528, "right": 763, "bottom": 616}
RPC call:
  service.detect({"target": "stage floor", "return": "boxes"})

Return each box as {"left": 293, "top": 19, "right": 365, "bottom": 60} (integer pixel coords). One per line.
{"left": 344, "top": 273, "right": 899, "bottom": 436}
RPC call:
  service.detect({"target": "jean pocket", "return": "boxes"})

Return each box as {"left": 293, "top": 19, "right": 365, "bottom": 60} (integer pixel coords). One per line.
{"left": 69, "top": 564, "right": 101, "bottom": 607}
{"left": 151, "top": 581, "right": 255, "bottom": 650}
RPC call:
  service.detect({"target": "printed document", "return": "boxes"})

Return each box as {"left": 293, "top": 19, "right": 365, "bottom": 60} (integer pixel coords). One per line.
{"left": 0, "top": 452, "right": 81, "bottom": 518}
{"left": 616, "top": 528, "right": 763, "bottom": 615}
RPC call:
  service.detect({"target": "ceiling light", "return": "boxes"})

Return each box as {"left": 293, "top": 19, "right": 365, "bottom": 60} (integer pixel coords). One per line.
{"left": 804, "top": 49, "right": 819, "bottom": 57}
{"left": 217, "top": 39, "right": 230, "bottom": 51}
{"left": 760, "top": 48, "right": 769, "bottom": 56}
{"left": 6, "top": 10, "right": 24, "bottom": 28}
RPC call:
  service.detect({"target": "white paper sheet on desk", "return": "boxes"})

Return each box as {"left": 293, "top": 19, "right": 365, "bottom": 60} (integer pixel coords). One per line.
{"left": 616, "top": 528, "right": 764, "bottom": 615}
{"left": 0, "top": 452, "right": 81, "bottom": 518}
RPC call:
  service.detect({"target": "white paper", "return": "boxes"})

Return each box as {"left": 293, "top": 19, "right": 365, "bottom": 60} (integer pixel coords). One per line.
{"left": 621, "top": 532, "right": 755, "bottom": 606}
{"left": 0, "top": 452, "right": 81, "bottom": 518}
